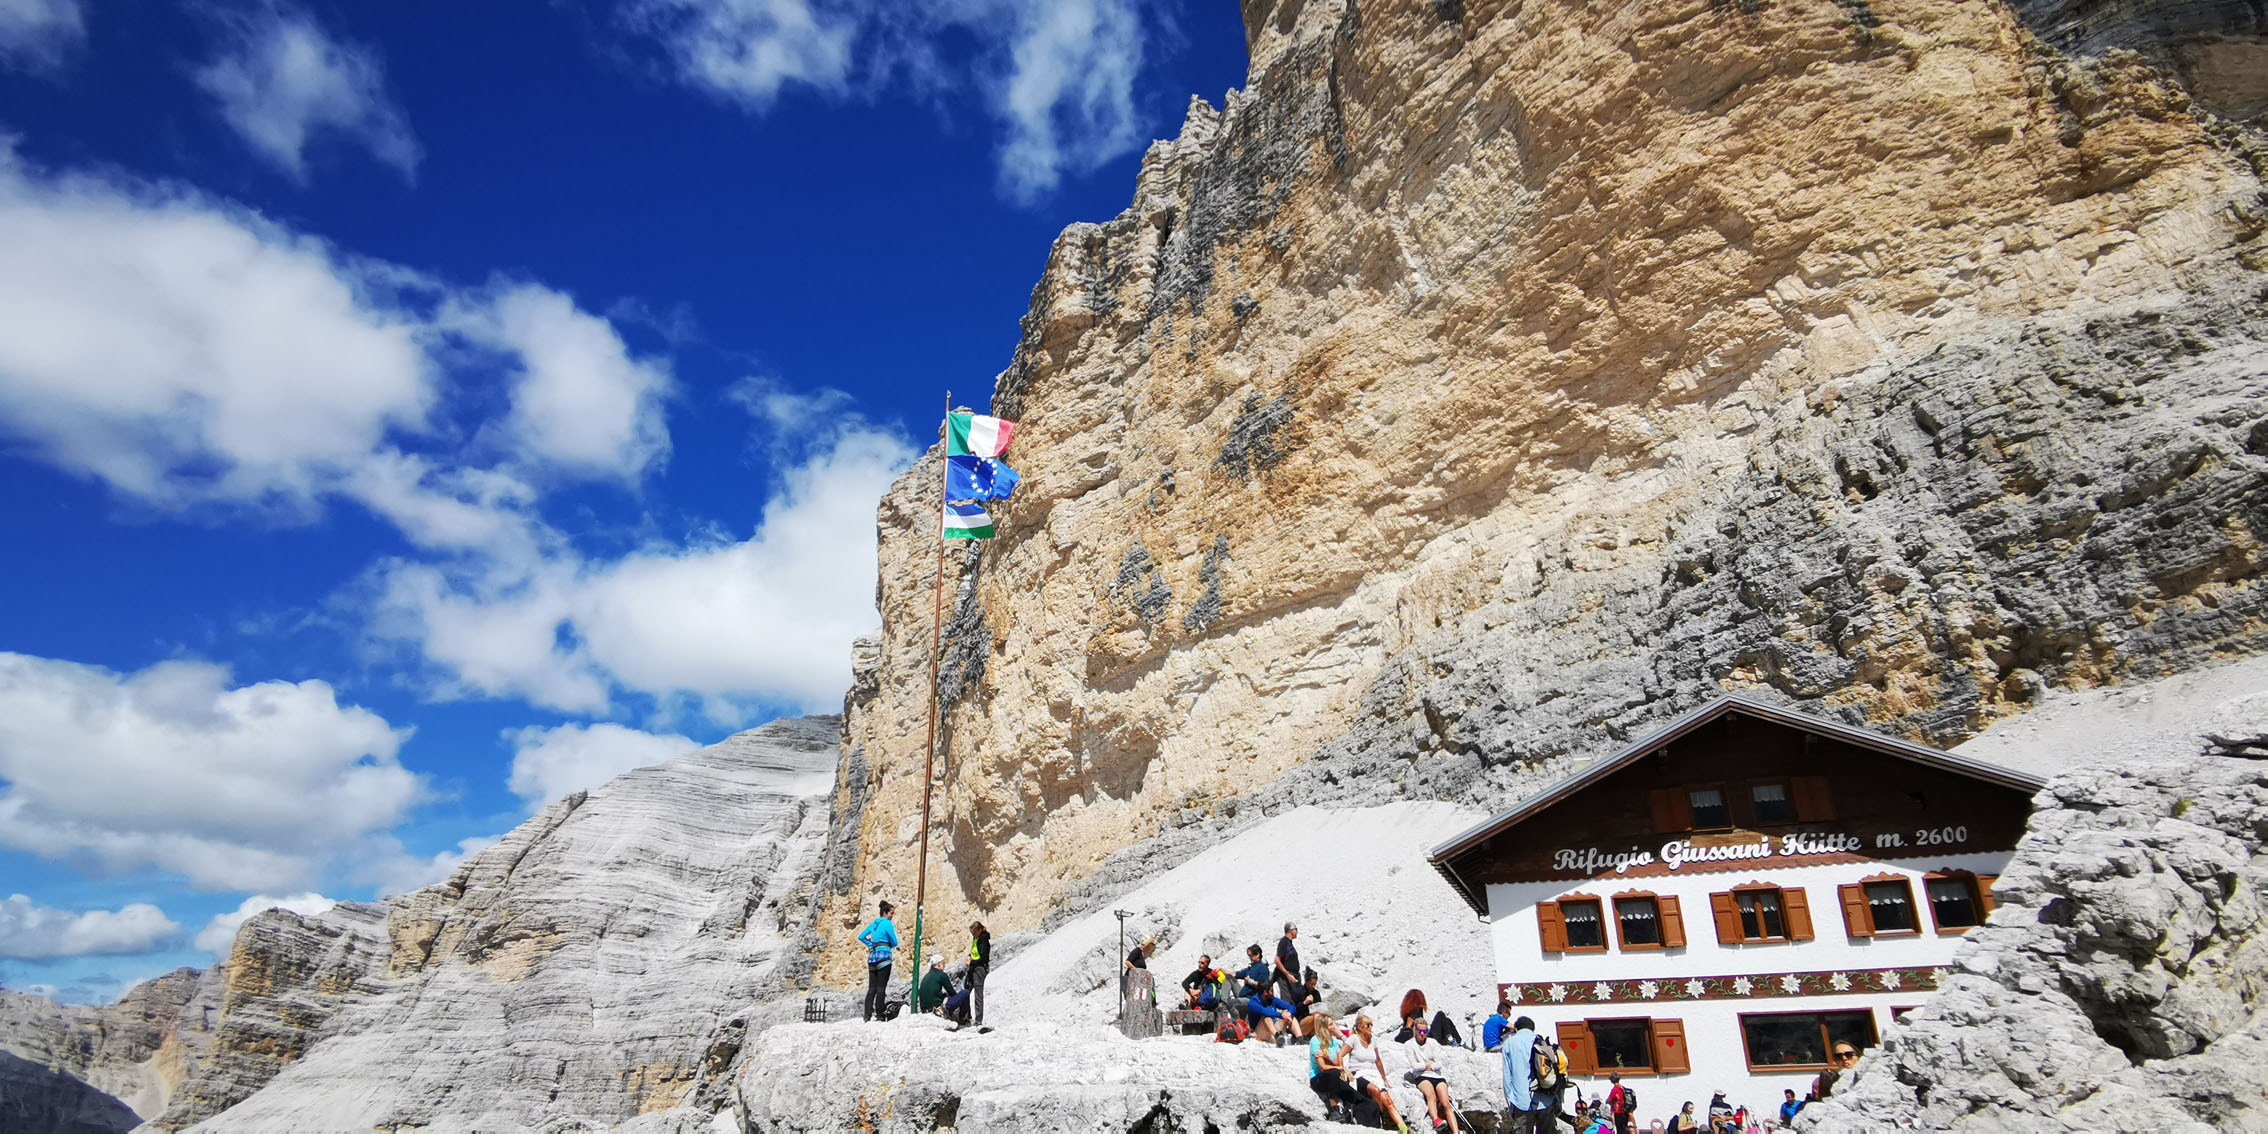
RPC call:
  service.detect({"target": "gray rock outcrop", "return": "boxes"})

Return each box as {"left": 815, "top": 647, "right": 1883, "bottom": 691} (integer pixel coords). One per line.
{"left": 0, "top": 967, "right": 222, "bottom": 1131}
{"left": 1804, "top": 756, "right": 2268, "bottom": 1131}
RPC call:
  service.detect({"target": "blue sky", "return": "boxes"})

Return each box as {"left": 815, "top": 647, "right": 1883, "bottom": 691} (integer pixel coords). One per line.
{"left": 0, "top": 0, "right": 1246, "bottom": 1002}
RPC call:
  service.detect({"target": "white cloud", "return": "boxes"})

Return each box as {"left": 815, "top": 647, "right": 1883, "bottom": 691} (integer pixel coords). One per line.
{"left": 0, "top": 653, "right": 420, "bottom": 891}
{"left": 0, "top": 150, "right": 668, "bottom": 541}
{"left": 449, "top": 284, "right": 674, "bottom": 480}
{"left": 0, "top": 895, "right": 178, "bottom": 959}
{"left": 0, "top": 0, "right": 83, "bottom": 70}
{"left": 371, "top": 414, "right": 913, "bottom": 716}
{"left": 506, "top": 722, "right": 698, "bottom": 809}
{"left": 191, "top": 892, "right": 333, "bottom": 954}
{"left": 626, "top": 0, "right": 857, "bottom": 107}
{"left": 196, "top": 5, "right": 419, "bottom": 182}
{"left": 359, "top": 834, "right": 501, "bottom": 897}
{"left": 991, "top": 0, "right": 1147, "bottom": 199}
{"left": 615, "top": 0, "right": 1153, "bottom": 199}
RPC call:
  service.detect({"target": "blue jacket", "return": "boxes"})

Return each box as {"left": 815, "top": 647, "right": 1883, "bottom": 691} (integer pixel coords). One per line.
{"left": 1246, "top": 993, "right": 1294, "bottom": 1021}
{"left": 857, "top": 917, "right": 898, "bottom": 965}
{"left": 1502, "top": 1027, "right": 1553, "bottom": 1112}
{"left": 1236, "top": 960, "right": 1271, "bottom": 995}
{"left": 1482, "top": 1013, "right": 1510, "bottom": 1051}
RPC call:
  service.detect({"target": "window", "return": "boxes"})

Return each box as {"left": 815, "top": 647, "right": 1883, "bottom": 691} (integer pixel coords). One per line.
{"left": 1564, "top": 899, "right": 1606, "bottom": 949}
{"left": 1709, "top": 885, "right": 1815, "bottom": 944}
{"left": 1925, "top": 871, "right": 1997, "bottom": 932}
{"left": 1611, "top": 891, "right": 1688, "bottom": 950}
{"left": 1837, "top": 875, "right": 1919, "bottom": 937}
{"left": 1553, "top": 1018, "right": 1691, "bottom": 1076}
{"left": 1537, "top": 893, "right": 1610, "bottom": 954}
{"left": 1739, "top": 889, "right": 1784, "bottom": 939}
{"left": 1649, "top": 776, "right": 1833, "bottom": 833}
{"left": 1738, "top": 1010, "right": 1879, "bottom": 1071}
{"left": 1749, "top": 782, "right": 1792, "bottom": 825}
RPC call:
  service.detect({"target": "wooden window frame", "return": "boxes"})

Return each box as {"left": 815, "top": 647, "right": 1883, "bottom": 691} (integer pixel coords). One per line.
{"left": 1610, "top": 890, "right": 1687, "bottom": 951}
{"left": 1922, "top": 870, "right": 1998, "bottom": 934}
{"left": 1539, "top": 892, "right": 1610, "bottom": 954}
{"left": 1839, "top": 872, "right": 1921, "bottom": 938}
{"left": 1745, "top": 778, "right": 1795, "bottom": 826}
{"left": 1685, "top": 782, "right": 1734, "bottom": 831}
{"left": 1555, "top": 1017, "right": 1691, "bottom": 1076}
{"left": 1711, "top": 883, "right": 1815, "bottom": 945}
{"left": 1734, "top": 1009, "right": 1880, "bottom": 1073}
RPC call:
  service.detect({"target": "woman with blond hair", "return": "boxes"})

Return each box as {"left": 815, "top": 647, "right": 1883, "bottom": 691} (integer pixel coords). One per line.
{"left": 1346, "top": 1013, "right": 1412, "bottom": 1134}
{"left": 1306, "top": 1011, "right": 1366, "bottom": 1122}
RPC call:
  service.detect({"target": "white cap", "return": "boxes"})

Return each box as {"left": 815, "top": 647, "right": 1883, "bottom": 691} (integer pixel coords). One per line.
{"left": 927, "top": 953, "right": 941, "bottom": 965}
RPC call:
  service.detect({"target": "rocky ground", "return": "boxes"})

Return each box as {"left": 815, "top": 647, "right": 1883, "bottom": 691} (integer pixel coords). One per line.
{"left": 1804, "top": 756, "right": 2268, "bottom": 1132}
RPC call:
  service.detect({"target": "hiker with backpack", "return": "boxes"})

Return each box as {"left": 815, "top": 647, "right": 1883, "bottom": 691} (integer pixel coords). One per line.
{"left": 1500, "top": 1015, "right": 1563, "bottom": 1133}
{"left": 856, "top": 900, "right": 898, "bottom": 1022}
{"left": 1606, "top": 1071, "right": 1638, "bottom": 1134}
{"left": 1181, "top": 953, "right": 1227, "bottom": 1010}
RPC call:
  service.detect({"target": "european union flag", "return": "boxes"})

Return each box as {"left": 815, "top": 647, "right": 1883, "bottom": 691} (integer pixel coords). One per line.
{"left": 945, "top": 454, "right": 1019, "bottom": 502}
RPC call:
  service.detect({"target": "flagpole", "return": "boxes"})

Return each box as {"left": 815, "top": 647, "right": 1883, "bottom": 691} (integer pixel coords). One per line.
{"left": 910, "top": 391, "right": 949, "bottom": 1008}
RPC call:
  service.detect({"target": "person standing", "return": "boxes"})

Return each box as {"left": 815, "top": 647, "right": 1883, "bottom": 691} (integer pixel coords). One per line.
{"left": 1606, "top": 1072, "right": 1637, "bottom": 1134}
{"left": 1124, "top": 935, "right": 1155, "bottom": 1000}
{"left": 1273, "top": 921, "right": 1302, "bottom": 1005}
{"left": 856, "top": 900, "right": 898, "bottom": 1022}
{"left": 1499, "top": 1015, "right": 1558, "bottom": 1133}
{"left": 965, "top": 920, "right": 990, "bottom": 1028}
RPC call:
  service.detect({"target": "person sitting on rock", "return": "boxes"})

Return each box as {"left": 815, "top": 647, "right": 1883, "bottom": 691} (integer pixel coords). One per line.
{"left": 1182, "top": 953, "right": 1225, "bottom": 1010}
{"left": 1395, "top": 989, "right": 1464, "bottom": 1046}
{"left": 1236, "top": 944, "right": 1271, "bottom": 998}
{"left": 917, "top": 954, "right": 955, "bottom": 1015}
{"left": 1245, "top": 985, "right": 1298, "bottom": 1044}
{"left": 1306, "top": 1010, "right": 1367, "bottom": 1123}
{"left": 1289, "top": 967, "right": 1324, "bottom": 1039}
{"left": 1482, "top": 1000, "right": 1512, "bottom": 1052}
{"left": 1346, "top": 1013, "right": 1412, "bottom": 1134}
{"left": 1396, "top": 1017, "right": 1462, "bottom": 1134}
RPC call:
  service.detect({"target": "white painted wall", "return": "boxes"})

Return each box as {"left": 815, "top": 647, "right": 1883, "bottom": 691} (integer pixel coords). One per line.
{"left": 1483, "top": 853, "right": 2011, "bottom": 1111}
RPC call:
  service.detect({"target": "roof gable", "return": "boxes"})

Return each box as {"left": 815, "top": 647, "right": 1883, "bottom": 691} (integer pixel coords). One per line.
{"left": 1425, "top": 695, "right": 2048, "bottom": 915}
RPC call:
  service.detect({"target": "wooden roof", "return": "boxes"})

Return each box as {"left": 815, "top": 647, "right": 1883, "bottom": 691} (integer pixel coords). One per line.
{"left": 1425, "top": 694, "right": 2049, "bottom": 916}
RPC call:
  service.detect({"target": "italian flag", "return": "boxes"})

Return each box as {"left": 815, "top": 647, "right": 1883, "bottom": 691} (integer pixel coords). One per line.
{"left": 942, "top": 501, "right": 996, "bottom": 540}
{"left": 947, "top": 412, "right": 1016, "bottom": 457}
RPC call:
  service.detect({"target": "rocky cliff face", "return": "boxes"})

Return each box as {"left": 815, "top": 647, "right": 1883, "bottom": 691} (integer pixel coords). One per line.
{"left": 0, "top": 717, "right": 840, "bottom": 1133}
{"left": 826, "top": 0, "right": 2268, "bottom": 982}
{"left": 1805, "top": 755, "right": 2268, "bottom": 1131}
{"left": 0, "top": 967, "right": 222, "bottom": 1132}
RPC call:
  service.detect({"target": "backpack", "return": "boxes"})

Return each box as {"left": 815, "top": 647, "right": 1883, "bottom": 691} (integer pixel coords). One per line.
{"left": 1215, "top": 1017, "right": 1251, "bottom": 1044}
{"left": 1530, "top": 1036, "right": 1566, "bottom": 1095}
{"left": 1612, "top": 1084, "right": 1637, "bottom": 1114}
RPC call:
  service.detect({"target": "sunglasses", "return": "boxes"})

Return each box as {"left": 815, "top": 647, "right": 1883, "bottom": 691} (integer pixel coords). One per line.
{"left": 1834, "top": 1049, "right": 1858, "bottom": 1059}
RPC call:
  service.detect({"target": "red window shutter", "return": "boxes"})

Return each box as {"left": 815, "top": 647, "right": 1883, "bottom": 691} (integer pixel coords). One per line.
{"left": 1710, "top": 892, "right": 1742, "bottom": 944}
{"left": 1838, "top": 883, "right": 1872, "bottom": 938}
{"left": 1650, "top": 1018, "right": 1690, "bottom": 1074}
{"left": 1538, "top": 901, "right": 1567, "bottom": 953}
{"left": 1976, "top": 873, "right": 1999, "bottom": 921}
{"left": 1556, "top": 1020, "right": 1596, "bottom": 1076}
{"left": 1791, "top": 776, "right": 1836, "bottom": 822}
{"left": 1649, "top": 788, "right": 1691, "bottom": 833}
{"left": 1784, "top": 887, "right": 1816, "bottom": 941}
{"left": 1657, "top": 895, "right": 1687, "bottom": 948}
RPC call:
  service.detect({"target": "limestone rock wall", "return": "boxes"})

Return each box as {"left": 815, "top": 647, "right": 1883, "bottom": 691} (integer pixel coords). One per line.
{"left": 1803, "top": 755, "right": 2268, "bottom": 1131}
{"left": 827, "top": 0, "right": 2268, "bottom": 982}
{"left": 0, "top": 966, "right": 220, "bottom": 1132}
{"left": 0, "top": 716, "right": 842, "bottom": 1133}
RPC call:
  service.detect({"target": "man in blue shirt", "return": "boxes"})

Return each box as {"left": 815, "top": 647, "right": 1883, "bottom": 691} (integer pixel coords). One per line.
{"left": 1245, "top": 987, "right": 1298, "bottom": 1044}
{"left": 1501, "top": 1015, "right": 1559, "bottom": 1133}
{"left": 856, "top": 900, "right": 898, "bottom": 1022}
{"left": 1482, "top": 999, "right": 1512, "bottom": 1051}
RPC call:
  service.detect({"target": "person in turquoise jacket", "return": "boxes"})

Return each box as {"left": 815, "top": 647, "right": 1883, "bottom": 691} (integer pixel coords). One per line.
{"left": 857, "top": 900, "right": 898, "bottom": 1022}
{"left": 1501, "top": 1016, "right": 1558, "bottom": 1132}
